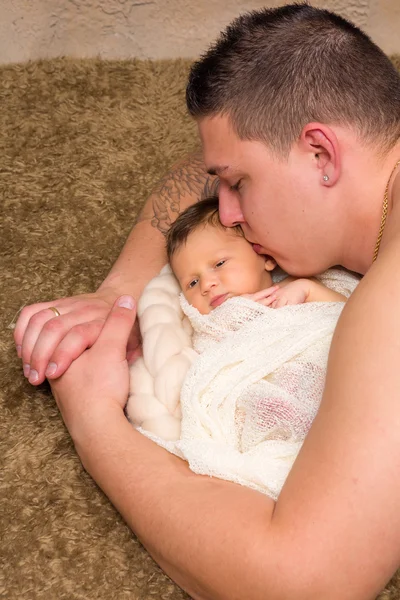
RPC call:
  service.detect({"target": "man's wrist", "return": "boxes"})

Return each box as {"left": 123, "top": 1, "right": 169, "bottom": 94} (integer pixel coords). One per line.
{"left": 97, "top": 274, "right": 143, "bottom": 306}
{"left": 71, "top": 401, "right": 126, "bottom": 463}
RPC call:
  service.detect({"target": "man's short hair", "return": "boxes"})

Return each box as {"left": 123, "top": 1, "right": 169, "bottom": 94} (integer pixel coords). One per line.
{"left": 186, "top": 3, "right": 400, "bottom": 155}
{"left": 166, "top": 196, "right": 242, "bottom": 261}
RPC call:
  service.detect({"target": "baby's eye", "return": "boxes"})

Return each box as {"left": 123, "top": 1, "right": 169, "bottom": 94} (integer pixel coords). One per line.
{"left": 188, "top": 278, "right": 198, "bottom": 289}
{"left": 215, "top": 260, "right": 226, "bottom": 268}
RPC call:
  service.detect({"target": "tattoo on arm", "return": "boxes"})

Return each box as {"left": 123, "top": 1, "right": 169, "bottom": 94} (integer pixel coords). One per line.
{"left": 143, "top": 153, "right": 220, "bottom": 235}
{"left": 200, "top": 175, "right": 220, "bottom": 201}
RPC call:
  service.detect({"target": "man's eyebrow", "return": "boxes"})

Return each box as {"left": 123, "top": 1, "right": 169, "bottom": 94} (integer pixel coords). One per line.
{"left": 207, "top": 165, "right": 230, "bottom": 176}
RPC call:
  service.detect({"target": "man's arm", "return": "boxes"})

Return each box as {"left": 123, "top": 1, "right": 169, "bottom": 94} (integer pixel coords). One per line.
{"left": 55, "top": 230, "right": 400, "bottom": 600}
{"left": 14, "top": 151, "right": 219, "bottom": 384}
{"left": 98, "top": 150, "right": 220, "bottom": 299}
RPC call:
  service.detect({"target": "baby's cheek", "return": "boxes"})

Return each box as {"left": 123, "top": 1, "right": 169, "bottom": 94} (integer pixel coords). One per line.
{"left": 192, "top": 296, "right": 211, "bottom": 315}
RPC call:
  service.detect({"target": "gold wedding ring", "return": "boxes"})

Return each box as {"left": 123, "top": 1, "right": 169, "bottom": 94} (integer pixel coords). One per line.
{"left": 48, "top": 306, "right": 61, "bottom": 317}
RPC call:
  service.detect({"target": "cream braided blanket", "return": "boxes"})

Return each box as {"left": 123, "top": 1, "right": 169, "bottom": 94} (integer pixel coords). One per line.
{"left": 126, "top": 266, "right": 360, "bottom": 498}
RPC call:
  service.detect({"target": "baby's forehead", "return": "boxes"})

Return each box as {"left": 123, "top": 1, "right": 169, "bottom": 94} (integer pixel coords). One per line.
{"left": 171, "top": 223, "right": 246, "bottom": 273}
{"left": 188, "top": 223, "right": 242, "bottom": 245}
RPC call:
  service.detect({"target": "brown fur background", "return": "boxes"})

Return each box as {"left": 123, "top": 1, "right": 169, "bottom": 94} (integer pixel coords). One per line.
{"left": 1, "top": 56, "right": 399, "bottom": 600}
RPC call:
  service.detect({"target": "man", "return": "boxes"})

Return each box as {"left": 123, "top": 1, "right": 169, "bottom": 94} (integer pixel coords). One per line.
{"left": 14, "top": 5, "right": 400, "bottom": 599}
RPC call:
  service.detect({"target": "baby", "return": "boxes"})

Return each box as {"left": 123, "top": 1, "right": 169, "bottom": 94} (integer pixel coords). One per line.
{"left": 127, "top": 197, "right": 359, "bottom": 498}
{"left": 166, "top": 196, "right": 346, "bottom": 313}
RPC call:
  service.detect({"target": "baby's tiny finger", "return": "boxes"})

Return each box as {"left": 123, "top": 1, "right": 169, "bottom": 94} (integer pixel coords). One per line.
{"left": 254, "top": 286, "right": 280, "bottom": 301}
{"left": 259, "top": 295, "right": 277, "bottom": 306}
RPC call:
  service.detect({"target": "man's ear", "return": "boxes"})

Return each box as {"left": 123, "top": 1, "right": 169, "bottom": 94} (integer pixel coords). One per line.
{"left": 299, "top": 122, "right": 341, "bottom": 186}
{"left": 264, "top": 257, "right": 277, "bottom": 272}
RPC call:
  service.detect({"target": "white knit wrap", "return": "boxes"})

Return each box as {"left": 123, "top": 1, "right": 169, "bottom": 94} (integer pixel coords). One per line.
{"left": 126, "top": 265, "right": 360, "bottom": 498}
{"left": 126, "top": 265, "right": 197, "bottom": 441}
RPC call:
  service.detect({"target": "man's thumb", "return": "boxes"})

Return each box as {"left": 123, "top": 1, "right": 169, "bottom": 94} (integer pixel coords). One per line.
{"left": 116, "top": 295, "right": 135, "bottom": 310}
{"left": 97, "top": 295, "right": 137, "bottom": 355}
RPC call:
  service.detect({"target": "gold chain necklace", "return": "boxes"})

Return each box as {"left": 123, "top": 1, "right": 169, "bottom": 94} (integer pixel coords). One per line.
{"left": 372, "top": 159, "right": 400, "bottom": 262}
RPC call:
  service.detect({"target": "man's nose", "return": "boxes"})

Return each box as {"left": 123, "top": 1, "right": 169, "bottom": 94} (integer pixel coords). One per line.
{"left": 218, "top": 183, "right": 245, "bottom": 227}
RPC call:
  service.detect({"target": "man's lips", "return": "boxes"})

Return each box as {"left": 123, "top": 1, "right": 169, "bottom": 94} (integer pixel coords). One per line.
{"left": 210, "top": 293, "right": 228, "bottom": 308}
{"left": 252, "top": 243, "right": 264, "bottom": 254}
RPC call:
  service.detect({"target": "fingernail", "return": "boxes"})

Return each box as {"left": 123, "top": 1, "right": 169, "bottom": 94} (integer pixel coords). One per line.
{"left": 117, "top": 295, "right": 135, "bottom": 310}
{"left": 28, "top": 369, "right": 39, "bottom": 384}
{"left": 23, "top": 364, "right": 30, "bottom": 377}
{"left": 16, "top": 345, "right": 22, "bottom": 358}
{"left": 45, "top": 362, "right": 57, "bottom": 377}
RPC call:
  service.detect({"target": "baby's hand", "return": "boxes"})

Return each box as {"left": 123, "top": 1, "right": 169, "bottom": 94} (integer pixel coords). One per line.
{"left": 241, "top": 285, "right": 280, "bottom": 307}
{"left": 242, "top": 281, "right": 309, "bottom": 308}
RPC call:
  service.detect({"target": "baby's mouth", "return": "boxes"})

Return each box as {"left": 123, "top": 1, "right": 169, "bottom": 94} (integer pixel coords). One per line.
{"left": 210, "top": 293, "right": 229, "bottom": 308}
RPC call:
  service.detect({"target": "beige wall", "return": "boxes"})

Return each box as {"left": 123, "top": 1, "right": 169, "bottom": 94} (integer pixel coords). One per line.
{"left": 0, "top": 0, "right": 399, "bottom": 65}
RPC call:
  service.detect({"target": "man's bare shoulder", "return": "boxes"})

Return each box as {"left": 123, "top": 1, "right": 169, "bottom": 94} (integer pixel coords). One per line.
{"left": 272, "top": 224, "right": 400, "bottom": 598}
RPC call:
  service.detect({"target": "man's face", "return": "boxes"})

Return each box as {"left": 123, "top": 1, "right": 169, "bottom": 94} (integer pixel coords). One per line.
{"left": 171, "top": 224, "right": 274, "bottom": 315}
{"left": 198, "top": 115, "right": 333, "bottom": 276}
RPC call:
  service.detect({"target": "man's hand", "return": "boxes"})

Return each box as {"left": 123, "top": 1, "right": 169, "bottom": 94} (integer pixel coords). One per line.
{"left": 50, "top": 295, "right": 137, "bottom": 440}
{"left": 242, "top": 281, "right": 309, "bottom": 308}
{"left": 13, "top": 290, "right": 141, "bottom": 385}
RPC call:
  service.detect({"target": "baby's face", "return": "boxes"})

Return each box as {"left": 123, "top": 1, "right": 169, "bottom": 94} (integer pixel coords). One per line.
{"left": 171, "top": 224, "right": 274, "bottom": 314}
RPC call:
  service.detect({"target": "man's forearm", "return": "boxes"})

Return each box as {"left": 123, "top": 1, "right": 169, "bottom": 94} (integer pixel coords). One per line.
{"left": 98, "top": 151, "right": 219, "bottom": 301}
{"left": 96, "top": 219, "right": 167, "bottom": 302}
{"left": 74, "top": 390, "right": 393, "bottom": 600}
{"left": 74, "top": 406, "right": 282, "bottom": 600}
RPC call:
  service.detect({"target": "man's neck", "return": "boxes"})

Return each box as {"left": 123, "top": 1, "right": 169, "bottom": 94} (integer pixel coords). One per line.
{"left": 338, "top": 144, "right": 400, "bottom": 275}
{"left": 377, "top": 159, "right": 400, "bottom": 260}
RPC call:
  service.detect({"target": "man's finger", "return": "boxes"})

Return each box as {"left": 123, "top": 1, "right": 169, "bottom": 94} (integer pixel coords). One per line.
{"left": 22, "top": 306, "right": 110, "bottom": 383}
{"left": 44, "top": 320, "right": 106, "bottom": 380}
{"left": 127, "top": 319, "right": 141, "bottom": 352}
{"left": 127, "top": 345, "right": 143, "bottom": 365}
{"left": 14, "top": 301, "right": 59, "bottom": 351}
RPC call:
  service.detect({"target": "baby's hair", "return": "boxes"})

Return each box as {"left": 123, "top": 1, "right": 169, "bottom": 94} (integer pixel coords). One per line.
{"left": 166, "top": 196, "right": 243, "bottom": 261}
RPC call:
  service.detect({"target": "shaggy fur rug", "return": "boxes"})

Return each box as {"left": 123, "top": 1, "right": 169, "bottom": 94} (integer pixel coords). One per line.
{"left": 1, "top": 56, "right": 400, "bottom": 600}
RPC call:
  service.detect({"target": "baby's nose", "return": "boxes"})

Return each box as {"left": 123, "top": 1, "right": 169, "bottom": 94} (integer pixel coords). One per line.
{"left": 200, "top": 274, "right": 218, "bottom": 294}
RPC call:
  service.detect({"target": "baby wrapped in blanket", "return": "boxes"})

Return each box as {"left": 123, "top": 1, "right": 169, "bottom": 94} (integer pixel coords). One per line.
{"left": 127, "top": 197, "right": 360, "bottom": 499}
